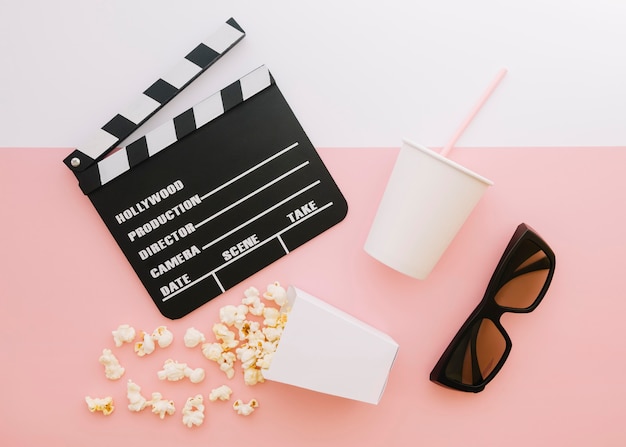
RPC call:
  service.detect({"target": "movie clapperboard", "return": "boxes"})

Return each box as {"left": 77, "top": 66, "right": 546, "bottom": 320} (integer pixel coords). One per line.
{"left": 64, "top": 18, "right": 348, "bottom": 319}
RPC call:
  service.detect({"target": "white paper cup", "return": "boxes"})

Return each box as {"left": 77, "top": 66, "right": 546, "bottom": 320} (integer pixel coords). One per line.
{"left": 364, "top": 139, "right": 493, "bottom": 279}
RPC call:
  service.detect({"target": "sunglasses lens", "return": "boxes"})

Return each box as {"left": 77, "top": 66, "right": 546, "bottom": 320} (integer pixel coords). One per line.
{"left": 494, "top": 240, "right": 552, "bottom": 310}
{"left": 444, "top": 318, "right": 507, "bottom": 386}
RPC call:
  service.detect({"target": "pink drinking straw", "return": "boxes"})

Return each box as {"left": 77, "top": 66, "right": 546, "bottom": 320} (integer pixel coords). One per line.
{"left": 439, "top": 68, "right": 508, "bottom": 158}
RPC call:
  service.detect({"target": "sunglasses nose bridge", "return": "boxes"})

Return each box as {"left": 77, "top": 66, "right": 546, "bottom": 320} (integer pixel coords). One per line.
{"left": 481, "top": 294, "right": 506, "bottom": 318}
{"left": 479, "top": 303, "right": 511, "bottom": 344}
{"left": 489, "top": 313, "right": 513, "bottom": 349}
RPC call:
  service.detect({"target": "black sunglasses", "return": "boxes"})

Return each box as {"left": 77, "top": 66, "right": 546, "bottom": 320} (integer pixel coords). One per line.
{"left": 430, "top": 223, "right": 556, "bottom": 392}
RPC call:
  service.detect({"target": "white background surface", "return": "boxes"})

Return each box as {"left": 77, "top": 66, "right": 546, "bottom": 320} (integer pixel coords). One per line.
{"left": 1, "top": 0, "right": 625, "bottom": 149}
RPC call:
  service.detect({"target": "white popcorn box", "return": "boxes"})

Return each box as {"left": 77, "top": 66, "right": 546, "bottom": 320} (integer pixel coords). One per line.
{"left": 263, "top": 286, "right": 399, "bottom": 404}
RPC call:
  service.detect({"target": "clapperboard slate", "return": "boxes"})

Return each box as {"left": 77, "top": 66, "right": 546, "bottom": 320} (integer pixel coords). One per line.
{"left": 64, "top": 19, "right": 348, "bottom": 319}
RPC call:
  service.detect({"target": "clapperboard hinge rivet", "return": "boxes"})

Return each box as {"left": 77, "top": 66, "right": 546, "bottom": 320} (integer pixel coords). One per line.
{"left": 71, "top": 157, "right": 81, "bottom": 168}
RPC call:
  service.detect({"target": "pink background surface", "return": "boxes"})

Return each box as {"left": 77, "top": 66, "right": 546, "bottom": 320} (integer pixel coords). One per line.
{"left": 1, "top": 146, "right": 625, "bottom": 446}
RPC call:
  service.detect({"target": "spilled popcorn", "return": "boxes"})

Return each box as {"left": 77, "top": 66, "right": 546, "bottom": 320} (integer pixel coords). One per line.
{"left": 242, "top": 289, "right": 264, "bottom": 316}
{"left": 149, "top": 392, "right": 176, "bottom": 419}
{"left": 133, "top": 325, "right": 174, "bottom": 356}
{"left": 86, "top": 281, "right": 291, "bottom": 426}
{"left": 112, "top": 324, "right": 136, "bottom": 347}
{"left": 99, "top": 348, "right": 125, "bottom": 380}
{"left": 182, "top": 394, "right": 205, "bottom": 428}
{"left": 157, "top": 359, "right": 205, "bottom": 384}
{"left": 263, "top": 282, "right": 288, "bottom": 306}
{"left": 126, "top": 380, "right": 148, "bottom": 412}
{"left": 126, "top": 380, "right": 175, "bottom": 418}
{"left": 233, "top": 398, "right": 258, "bottom": 416}
{"left": 151, "top": 326, "right": 174, "bottom": 348}
{"left": 85, "top": 396, "right": 114, "bottom": 415}
{"left": 209, "top": 385, "right": 233, "bottom": 402}
{"left": 219, "top": 304, "right": 249, "bottom": 327}
{"left": 134, "top": 330, "right": 156, "bottom": 357}
{"left": 201, "top": 282, "right": 290, "bottom": 386}
{"left": 184, "top": 327, "right": 206, "bottom": 348}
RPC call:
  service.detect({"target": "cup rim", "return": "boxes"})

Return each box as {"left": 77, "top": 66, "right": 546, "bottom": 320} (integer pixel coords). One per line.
{"left": 402, "top": 138, "right": 494, "bottom": 186}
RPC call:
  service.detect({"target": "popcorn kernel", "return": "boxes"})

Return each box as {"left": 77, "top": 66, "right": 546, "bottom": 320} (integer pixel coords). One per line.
{"left": 233, "top": 398, "right": 258, "bottom": 416}
{"left": 85, "top": 396, "right": 114, "bottom": 415}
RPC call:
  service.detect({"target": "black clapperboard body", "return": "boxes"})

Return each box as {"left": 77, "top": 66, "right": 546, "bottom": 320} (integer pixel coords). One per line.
{"left": 64, "top": 19, "right": 347, "bottom": 319}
